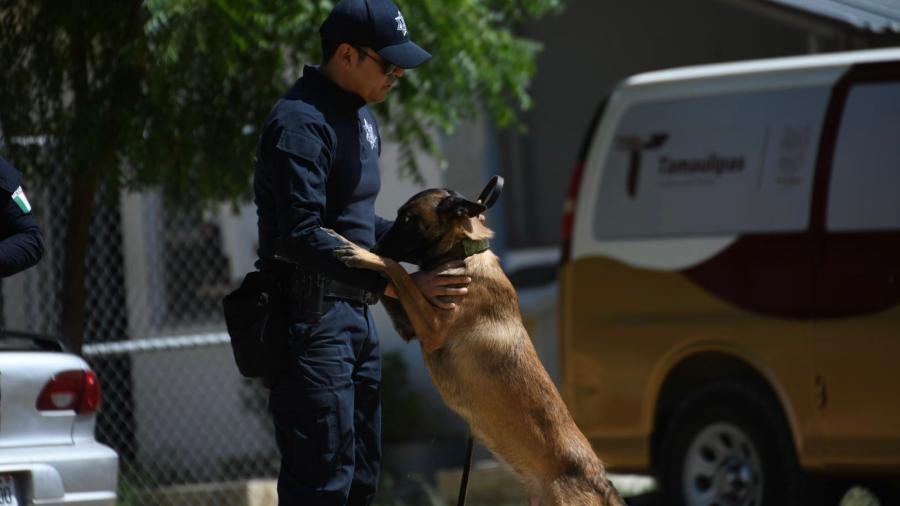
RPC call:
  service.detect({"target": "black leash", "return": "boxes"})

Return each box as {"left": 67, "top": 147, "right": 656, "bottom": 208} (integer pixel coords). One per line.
{"left": 457, "top": 176, "right": 502, "bottom": 506}
{"left": 457, "top": 434, "right": 475, "bottom": 506}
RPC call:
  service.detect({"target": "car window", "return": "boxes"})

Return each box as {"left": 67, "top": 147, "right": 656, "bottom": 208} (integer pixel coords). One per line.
{"left": 0, "top": 331, "right": 66, "bottom": 351}
{"left": 593, "top": 86, "right": 830, "bottom": 239}
{"left": 826, "top": 81, "right": 900, "bottom": 232}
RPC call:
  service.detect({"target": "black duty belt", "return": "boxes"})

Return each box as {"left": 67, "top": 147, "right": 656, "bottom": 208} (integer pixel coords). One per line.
{"left": 325, "top": 279, "right": 380, "bottom": 306}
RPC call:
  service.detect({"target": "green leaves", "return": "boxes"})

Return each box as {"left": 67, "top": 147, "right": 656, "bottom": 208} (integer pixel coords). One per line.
{"left": 0, "top": 0, "right": 562, "bottom": 205}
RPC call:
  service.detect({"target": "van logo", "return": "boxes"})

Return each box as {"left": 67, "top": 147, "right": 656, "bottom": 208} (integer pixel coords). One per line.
{"left": 616, "top": 133, "right": 668, "bottom": 198}
{"left": 658, "top": 153, "right": 745, "bottom": 176}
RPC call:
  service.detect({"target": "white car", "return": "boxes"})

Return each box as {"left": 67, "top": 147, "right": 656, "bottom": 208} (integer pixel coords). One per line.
{"left": 0, "top": 331, "right": 118, "bottom": 505}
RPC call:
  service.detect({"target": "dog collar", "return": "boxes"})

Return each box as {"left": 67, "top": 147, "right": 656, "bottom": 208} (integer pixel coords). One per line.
{"left": 422, "top": 239, "right": 490, "bottom": 270}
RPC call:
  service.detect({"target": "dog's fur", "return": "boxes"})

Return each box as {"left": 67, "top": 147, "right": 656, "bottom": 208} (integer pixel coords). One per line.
{"left": 329, "top": 189, "right": 624, "bottom": 506}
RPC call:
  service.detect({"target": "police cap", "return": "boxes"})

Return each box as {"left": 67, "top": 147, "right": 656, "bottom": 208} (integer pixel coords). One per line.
{"left": 320, "top": 0, "right": 431, "bottom": 69}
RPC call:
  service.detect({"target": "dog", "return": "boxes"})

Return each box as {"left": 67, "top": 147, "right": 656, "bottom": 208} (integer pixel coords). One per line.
{"left": 327, "top": 188, "right": 625, "bottom": 506}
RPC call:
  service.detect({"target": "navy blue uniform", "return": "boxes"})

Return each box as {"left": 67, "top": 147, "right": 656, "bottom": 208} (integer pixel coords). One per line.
{"left": 254, "top": 65, "right": 391, "bottom": 505}
{"left": 0, "top": 157, "right": 43, "bottom": 277}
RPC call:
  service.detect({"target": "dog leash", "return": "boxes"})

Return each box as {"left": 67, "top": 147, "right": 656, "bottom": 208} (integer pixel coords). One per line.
{"left": 457, "top": 434, "right": 474, "bottom": 506}
{"left": 457, "top": 176, "right": 502, "bottom": 506}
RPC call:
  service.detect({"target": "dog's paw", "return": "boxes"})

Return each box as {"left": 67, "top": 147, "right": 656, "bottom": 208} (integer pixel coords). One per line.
{"left": 333, "top": 245, "right": 366, "bottom": 268}
{"left": 323, "top": 228, "right": 353, "bottom": 247}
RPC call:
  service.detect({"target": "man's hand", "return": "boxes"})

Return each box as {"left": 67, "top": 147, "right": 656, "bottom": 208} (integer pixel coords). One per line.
{"left": 383, "top": 260, "right": 471, "bottom": 310}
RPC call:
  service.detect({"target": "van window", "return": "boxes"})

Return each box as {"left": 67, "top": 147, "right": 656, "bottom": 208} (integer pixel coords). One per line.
{"left": 827, "top": 82, "right": 900, "bottom": 232}
{"left": 593, "top": 87, "right": 831, "bottom": 239}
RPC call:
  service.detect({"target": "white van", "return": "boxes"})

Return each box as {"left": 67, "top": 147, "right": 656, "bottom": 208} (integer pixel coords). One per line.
{"left": 559, "top": 47, "right": 900, "bottom": 505}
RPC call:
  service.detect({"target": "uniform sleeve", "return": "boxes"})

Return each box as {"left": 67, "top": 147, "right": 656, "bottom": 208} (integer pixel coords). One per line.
{"left": 0, "top": 195, "right": 44, "bottom": 277}
{"left": 272, "top": 127, "right": 388, "bottom": 294}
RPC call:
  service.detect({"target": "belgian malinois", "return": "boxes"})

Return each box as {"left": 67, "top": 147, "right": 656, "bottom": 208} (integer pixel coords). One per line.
{"left": 327, "top": 188, "right": 625, "bottom": 506}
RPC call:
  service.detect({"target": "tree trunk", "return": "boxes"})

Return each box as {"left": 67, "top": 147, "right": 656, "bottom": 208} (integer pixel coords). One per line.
{"left": 61, "top": 169, "right": 100, "bottom": 354}
{"left": 59, "top": 0, "right": 142, "bottom": 354}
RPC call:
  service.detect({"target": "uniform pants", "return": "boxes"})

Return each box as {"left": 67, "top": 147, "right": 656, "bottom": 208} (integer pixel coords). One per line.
{"left": 269, "top": 300, "right": 381, "bottom": 505}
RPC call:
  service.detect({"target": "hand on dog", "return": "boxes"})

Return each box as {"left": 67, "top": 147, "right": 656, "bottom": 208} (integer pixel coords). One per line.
{"left": 391, "top": 260, "right": 470, "bottom": 310}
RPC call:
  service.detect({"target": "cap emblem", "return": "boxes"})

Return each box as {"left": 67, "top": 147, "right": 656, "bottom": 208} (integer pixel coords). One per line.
{"left": 395, "top": 11, "right": 408, "bottom": 36}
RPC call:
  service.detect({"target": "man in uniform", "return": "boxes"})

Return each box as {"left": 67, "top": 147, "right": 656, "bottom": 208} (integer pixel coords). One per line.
{"left": 0, "top": 156, "right": 43, "bottom": 277}
{"left": 253, "top": 1, "right": 470, "bottom": 504}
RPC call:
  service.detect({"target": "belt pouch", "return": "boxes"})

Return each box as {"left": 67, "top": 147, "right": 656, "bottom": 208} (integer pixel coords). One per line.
{"left": 290, "top": 267, "right": 326, "bottom": 323}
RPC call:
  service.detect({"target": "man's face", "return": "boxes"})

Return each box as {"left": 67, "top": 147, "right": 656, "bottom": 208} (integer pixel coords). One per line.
{"left": 347, "top": 46, "right": 404, "bottom": 104}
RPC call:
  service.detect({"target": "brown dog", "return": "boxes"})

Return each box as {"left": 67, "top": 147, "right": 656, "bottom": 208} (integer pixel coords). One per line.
{"left": 328, "top": 188, "right": 624, "bottom": 506}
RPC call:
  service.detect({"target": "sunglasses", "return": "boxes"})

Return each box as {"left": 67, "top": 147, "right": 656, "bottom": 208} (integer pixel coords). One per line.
{"left": 354, "top": 46, "right": 398, "bottom": 76}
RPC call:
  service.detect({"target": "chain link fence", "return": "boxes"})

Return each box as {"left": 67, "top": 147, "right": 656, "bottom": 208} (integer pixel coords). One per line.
{"left": 0, "top": 167, "right": 289, "bottom": 505}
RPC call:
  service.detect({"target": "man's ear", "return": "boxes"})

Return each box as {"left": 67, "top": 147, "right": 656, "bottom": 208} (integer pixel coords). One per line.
{"left": 437, "top": 195, "right": 487, "bottom": 218}
{"left": 338, "top": 43, "right": 355, "bottom": 67}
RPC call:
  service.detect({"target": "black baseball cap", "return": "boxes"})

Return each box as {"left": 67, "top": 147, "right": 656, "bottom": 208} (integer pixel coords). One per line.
{"left": 320, "top": 0, "right": 431, "bottom": 69}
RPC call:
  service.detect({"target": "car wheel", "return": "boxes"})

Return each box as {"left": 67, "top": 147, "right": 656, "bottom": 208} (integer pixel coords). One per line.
{"left": 659, "top": 380, "right": 806, "bottom": 506}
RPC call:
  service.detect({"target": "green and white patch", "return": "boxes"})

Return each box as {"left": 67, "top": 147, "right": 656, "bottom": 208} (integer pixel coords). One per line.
{"left": 12, "top": 186, "right": 31, "bottom": 214}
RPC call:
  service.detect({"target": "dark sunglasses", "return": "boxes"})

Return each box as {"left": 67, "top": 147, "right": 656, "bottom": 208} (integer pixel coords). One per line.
{"left": 354, "top": 46, "right": 398, "bottom": 76}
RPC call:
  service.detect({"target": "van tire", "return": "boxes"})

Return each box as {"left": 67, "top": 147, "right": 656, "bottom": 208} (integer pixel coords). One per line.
{"left": 658, "top": 380, "right": 807, "bottom": 506}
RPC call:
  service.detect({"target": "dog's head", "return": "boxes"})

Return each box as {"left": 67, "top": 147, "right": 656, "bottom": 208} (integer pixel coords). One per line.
{"left": 374, "top": 188, "right": 492, "bottom": 265}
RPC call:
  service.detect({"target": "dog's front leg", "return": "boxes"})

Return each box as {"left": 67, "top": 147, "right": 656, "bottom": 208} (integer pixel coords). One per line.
{"left": 378, "top": 258, "right": 449, "bottom": 353}
{"left": 328, "top": 230, "right": 447, "bottom": 352}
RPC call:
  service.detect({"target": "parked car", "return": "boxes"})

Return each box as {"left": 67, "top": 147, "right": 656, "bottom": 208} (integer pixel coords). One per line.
{"left": 0, "top": 330, "right": 118, "bottom": 505}
{"left": 559, "top": 47, "right": 900, "bottom": 505}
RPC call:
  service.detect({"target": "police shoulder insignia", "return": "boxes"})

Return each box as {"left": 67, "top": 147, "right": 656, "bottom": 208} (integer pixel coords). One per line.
{"left": 362, "top": 118, "right": 377, "bottom": 150}
{"left": 12, "top": 186, "right": 32, "bottom": 214}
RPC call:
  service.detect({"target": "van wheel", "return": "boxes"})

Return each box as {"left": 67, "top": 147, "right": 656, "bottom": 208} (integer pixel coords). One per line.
{"left": 659, "top": 380, "right": 806, "bottom": 506}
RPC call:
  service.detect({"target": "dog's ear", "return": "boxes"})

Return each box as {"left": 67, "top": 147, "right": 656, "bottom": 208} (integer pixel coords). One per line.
{"left": 437, "top": 195, "right": 487, "bottom": 218}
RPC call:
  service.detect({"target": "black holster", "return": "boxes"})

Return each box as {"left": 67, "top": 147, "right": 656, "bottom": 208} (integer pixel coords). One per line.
{"left": 285, "top": 265, "right": 327, "bottom": 323}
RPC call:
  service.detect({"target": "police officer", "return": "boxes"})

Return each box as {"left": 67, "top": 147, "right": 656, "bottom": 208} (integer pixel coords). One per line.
{"left": 254, "top": 1, "right": 470, "bottom": 504}
{"left": 0, "top": 156, "right": 43, "bottom": 277}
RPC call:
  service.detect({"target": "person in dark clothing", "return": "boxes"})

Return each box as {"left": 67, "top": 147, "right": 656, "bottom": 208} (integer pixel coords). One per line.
{"left": 0, "top": 156, "right": 43, "bottom": 277}
{"left": 253, "top": 1, "right": 469, "bottom": 504}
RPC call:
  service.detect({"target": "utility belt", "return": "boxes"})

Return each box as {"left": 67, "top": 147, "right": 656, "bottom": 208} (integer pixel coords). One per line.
{"left": 278, "top": 261, "right": 379, "bottom": 323}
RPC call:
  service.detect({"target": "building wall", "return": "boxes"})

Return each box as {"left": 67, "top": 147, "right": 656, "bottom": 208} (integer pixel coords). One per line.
{"left": 503, "top": 0, "right": 815, "bottom": 249}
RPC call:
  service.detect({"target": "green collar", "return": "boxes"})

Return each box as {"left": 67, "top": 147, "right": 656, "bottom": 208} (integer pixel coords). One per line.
{"left": 422, "top": 239, "right": 490, "bottom": 270}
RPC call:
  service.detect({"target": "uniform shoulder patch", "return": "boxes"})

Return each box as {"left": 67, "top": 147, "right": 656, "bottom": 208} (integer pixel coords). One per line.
{"left": 12, "top": 186, "right": 31, "bottom": 214}
{"left": 276, "top": 129, "right": 326, "bottom": 164}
